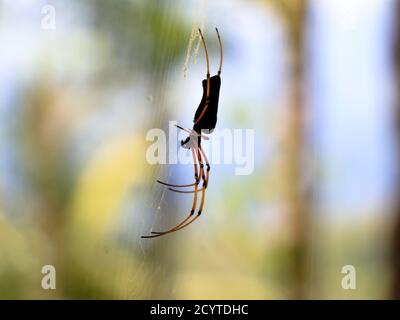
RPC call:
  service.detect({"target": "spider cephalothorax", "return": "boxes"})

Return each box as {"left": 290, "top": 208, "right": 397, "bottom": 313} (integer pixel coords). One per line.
{"left": 142, "top": 28, "right": 223, "bottom": 238}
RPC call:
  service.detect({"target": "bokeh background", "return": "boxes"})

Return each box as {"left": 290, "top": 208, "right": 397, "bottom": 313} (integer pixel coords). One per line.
{"left": 0, "top": 0, "right": 400, "bottom": 299}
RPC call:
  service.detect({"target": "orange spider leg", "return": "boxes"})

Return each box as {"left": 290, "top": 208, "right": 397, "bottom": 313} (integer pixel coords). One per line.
{"left": 151, "top": 147, "right": 210, "bottom": 235}
{"left": 141, "top": 147, "right": 203, "bottom": 238}
{"left": 168, "top": 145, "right": 210, "bottom": 193}
{"left": 195, "top": 29, "right": 210, "bottom": 125}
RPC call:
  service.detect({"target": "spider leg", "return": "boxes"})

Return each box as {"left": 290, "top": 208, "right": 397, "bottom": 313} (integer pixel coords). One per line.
{"left": 141, "top": 147, "right": 202, "bottom": 239}
{"left": 195, "top": 29, "right": 211, "bottom": 125}
{"left": 157, "top": 180, "right": 198, "bottom": 188}
{"left": 145, "top": 148, "right": 206, "bottom": 237}
{"left": 157, "top": 178, "right": 206, "bottom": 234}
{"left": 175, "top": 124, "right": 193, "bottom": 134}
{"left": 140, "top": 211, "right": 194, "bottom": 238}
{"left": 167, "top": 146, "right": 210, "bottom": 193}
{"left": 162, "top": 147, "right": 210, "bottom": 232}
{"left": 199, "top": 146, "right": 210, "bottom": 188}
{"left": 156, "top": 144, "right": 202, "bottom": 188}
{"left": 198, "top": 28, "right": 210, "bottom": 78}
{"left": 149, "top": 148, "right": 209, "bottom": 236}
{"left": 167, "top": 187, "right": 206, "bottom": 193}
{"left": 175, "top": 125, "right": 210, "bottom": 140}
{"left": 216, "top": 28, "right": 223, "bottom": 76}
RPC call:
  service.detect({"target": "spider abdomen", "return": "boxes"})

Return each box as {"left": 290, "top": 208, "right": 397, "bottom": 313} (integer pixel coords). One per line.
{"left": 193, "top": 75, "right": 221, "bottom": 134}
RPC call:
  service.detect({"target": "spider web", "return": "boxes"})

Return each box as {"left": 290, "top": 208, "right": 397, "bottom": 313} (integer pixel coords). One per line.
{"left": 183, "top": 0, "right": 209, "bottom": 78}
{"left": 129, "top": 0, "right": 211, "bottom": 298}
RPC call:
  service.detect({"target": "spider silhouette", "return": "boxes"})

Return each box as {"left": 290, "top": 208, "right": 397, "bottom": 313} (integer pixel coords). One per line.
{"left": 142, "top": 28, "right": 223, "bottom": 238}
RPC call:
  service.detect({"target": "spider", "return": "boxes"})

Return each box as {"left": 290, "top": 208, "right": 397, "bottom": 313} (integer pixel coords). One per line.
{"left": 141, "top": 28, "right": 223, "bottom": 238}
